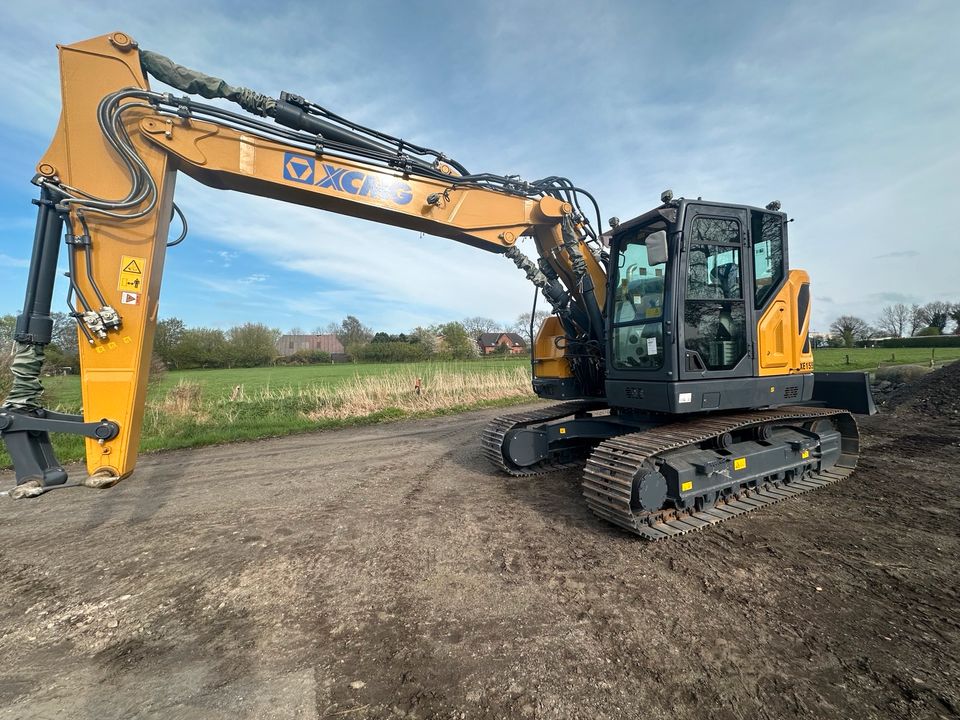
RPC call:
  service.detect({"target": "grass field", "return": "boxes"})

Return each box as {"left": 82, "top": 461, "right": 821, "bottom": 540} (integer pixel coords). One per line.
{"left": 2, "top": 349, "right": 957, "bottom": 472}
{"left": 37, "top": 357, "right": 533, "bottom": 411}
{"left": 34, "top": 348, "right": 959, "bottom": 410}
{"left": 812, "top": 346, "right": 959, "bottom": 370}
{"left": 1, "top": 358, "right": 535, "bottom": 470}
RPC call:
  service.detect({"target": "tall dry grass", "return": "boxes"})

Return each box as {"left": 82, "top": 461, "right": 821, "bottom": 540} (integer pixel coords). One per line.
{"left": 144, "top": 367, "right": 534, "bottom": 429}
{"left": 298, "top": 367, "right": 533, "bottom": 420}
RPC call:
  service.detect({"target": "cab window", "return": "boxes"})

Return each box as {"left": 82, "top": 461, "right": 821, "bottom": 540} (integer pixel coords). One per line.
{"left": 684, "top": 217, "right": 747, "bottom": 371}
{"left": 612, "top": 228, "right": 666, "bottom": 370}
{"left": 751, "top": 211, "right": 784, "bottom": 308}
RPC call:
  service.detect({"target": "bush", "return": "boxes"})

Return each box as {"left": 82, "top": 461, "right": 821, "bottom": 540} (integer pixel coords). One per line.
{"left": 351, "top": 342, "right": 430, "bottom": 363}
{"left": 877, "top": 336, "right": 960, "bottom": 348}
{"left": 276, "top": 349, "right": 333, "bottom": 365}
{"left": 42, "top": 344, "right": 79, "bottom": 375}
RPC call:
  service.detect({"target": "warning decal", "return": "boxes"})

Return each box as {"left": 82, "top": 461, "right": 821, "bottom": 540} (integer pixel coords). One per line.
{"left": 118, "top": 255, "right": 146, "bottom": 292}
{"left": 120, "top": 292, "right": 140, "bottom": 305}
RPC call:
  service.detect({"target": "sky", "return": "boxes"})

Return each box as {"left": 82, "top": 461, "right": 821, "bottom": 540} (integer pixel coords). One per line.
{"left": 0, "top": 0, "right": 957, "bottom": 334}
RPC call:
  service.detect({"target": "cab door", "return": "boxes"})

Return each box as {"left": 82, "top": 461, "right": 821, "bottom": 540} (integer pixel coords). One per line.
{"left": 678, "top": 205, "right": 754, "bottom": 380}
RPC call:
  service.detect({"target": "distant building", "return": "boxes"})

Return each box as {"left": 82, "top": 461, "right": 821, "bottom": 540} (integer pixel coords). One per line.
{"left": 276, "top": 333, "right": 346, "bottom": 357}
{"left": 477, "top": 332, "right": 527, "bottom": 355}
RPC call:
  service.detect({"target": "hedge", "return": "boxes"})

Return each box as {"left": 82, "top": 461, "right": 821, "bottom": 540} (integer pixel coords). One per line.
{"left": 875, "top": 336, "right": 960, "bottom": 348}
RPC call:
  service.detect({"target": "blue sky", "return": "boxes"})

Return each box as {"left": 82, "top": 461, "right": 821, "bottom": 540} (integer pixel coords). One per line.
{"left": 0, "top": 0, "right": 957, "bottom": 334}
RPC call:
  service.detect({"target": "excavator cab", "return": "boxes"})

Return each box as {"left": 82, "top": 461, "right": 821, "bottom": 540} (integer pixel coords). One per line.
{"left": 604, "top": 197, "right": 818, "bottom": 414}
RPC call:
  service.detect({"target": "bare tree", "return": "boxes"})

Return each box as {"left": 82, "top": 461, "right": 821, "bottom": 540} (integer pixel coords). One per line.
{"left": 512, "top": 310, "right": 551, "bottom": 346}
{"left": 829, "top": 315, "right": 872, "bottom": 348}
{"left": 461, "top": 316, "right": 499, "bottom": 341}
{"left": 876, "top": 303, "right": 910, "bottom": 338}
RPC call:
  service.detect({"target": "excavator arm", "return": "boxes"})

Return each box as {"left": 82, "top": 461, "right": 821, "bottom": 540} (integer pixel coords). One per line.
{"left": 1, "top": 31, "right": 607, "bottom": 490}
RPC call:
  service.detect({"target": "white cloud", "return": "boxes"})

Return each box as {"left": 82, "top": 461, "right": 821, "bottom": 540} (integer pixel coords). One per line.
{"left": 173, "top": 176, "right": 533, "bottom": 327}
{"left": 0, "top": 253, "right": 29, "bottom": 269}
{"left": 0, "top": 0, "right": 957, "bottom": 335}
{"left": 239, "top": 273, "right": 269, "bottom": 284}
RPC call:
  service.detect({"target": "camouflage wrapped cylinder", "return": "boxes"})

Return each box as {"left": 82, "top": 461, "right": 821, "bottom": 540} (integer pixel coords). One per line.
{"left": 3, "top": 342, "right": 45, "bottom": 410}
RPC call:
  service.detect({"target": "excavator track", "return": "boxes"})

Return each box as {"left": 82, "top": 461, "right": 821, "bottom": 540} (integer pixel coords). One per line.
{"left": 582, "top": 406, "right": 859, "bottom": 541}
{"left": 481, "top": 401, "right": 603, "bottom": 476}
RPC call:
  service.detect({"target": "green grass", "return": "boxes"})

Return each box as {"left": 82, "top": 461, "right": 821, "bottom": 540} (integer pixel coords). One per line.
{"left": 34, "top": 350, "right": 956, "bottom": 409}
{"left": 1, "top": 358, "right": 535, "bottom": 470}
{"left": 37, "top": 357, "right": 532, "bottom": 412}
{"left": 812, "top": 347, "right": 960, "bottom": 371}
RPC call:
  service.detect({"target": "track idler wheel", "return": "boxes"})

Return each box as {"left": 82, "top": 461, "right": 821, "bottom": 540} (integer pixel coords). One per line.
{"left": 631, "top": 469, "right": 668, "bottom": 514}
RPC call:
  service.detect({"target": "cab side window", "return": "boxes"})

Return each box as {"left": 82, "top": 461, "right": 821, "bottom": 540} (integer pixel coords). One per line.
{"left": 751, "top": 211, "right": 784, "bottom": 309}
{"left": 612, "top": 231, "right": 666, "bottom": 370}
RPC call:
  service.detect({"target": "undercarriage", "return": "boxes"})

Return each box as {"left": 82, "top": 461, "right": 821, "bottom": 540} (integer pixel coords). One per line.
{"left": 482, "top": 402, "right": 859, "bottom": 540}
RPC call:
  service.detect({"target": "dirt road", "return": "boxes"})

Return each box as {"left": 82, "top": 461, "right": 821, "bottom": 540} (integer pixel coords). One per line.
{"left": 1, "top": 399, "right": 958, "bottom": 719}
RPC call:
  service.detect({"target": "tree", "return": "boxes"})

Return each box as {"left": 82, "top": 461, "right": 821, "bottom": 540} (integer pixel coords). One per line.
{"left": 915, "top": 301, "right": 952, "bottom": 334}
{"left": 829, "top": 315, "right": 872, "bottom": 348}
{"left": 173, "top": 328, "right": 228, "bottom": 368}
{"left": 949, "top": 303, "right": 960, "bottom": 335}
{"left": 437, "top": 321, "right": 478, "bottom": 360}
{"left": 876, "top": 303, "right": 911, "bottom": 338}
{"left": 42, "top": 312, "right": 81, "bottom": 374}
{"left": 49, "top": 312, "right": 79, "bottom": 357}
{"left": 512, "top": 310, "right": 551, "bottom": 346}
{"left": 908, "top": 304, "right": 925, "bottom": 336}
{"left": 154, "top": 317, "right": 186, "bottom": 366}
{"left": 409, "top": 326, "right": 438, "bottom": 354}
{"left": 461, "top": 316, "right": 498, "bottom": 341}
{"left": 330, "top": 316, "right": 372, "bottom": 350}
{"left": 226, "top": 323, "right": 280, "bottom": 367}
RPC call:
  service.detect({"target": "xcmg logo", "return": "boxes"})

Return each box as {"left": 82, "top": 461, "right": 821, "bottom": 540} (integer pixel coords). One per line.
{"left": 282, "top": 152, "right": 413, "bottom": 205}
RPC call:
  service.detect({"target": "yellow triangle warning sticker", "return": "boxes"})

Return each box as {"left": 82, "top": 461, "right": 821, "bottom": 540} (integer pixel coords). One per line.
{"left": 118, "top": 255, "right": 147, "bottom": 292}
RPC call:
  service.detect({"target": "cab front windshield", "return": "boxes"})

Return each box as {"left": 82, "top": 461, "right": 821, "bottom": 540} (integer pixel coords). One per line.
{"left": 612, "top": 224, "right": 668, "bottom": 370}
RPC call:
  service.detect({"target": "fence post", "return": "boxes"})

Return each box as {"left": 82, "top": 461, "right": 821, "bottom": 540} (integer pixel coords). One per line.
{"left": 845, "top": 354, "right": 850, "bottom": 365}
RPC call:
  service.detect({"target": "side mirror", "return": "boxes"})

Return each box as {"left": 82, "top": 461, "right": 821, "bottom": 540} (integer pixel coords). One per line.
{"left": 645, "top": 230, "right": 668, "bottom": 265}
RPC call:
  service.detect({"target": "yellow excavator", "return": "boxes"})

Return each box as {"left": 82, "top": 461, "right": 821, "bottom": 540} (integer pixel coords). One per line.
{"left": 1, "top": 32, "right": 874, "bottom": 539}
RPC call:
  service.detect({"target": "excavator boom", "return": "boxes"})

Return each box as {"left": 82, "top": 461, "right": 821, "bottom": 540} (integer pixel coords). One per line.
{"left": 1, "top": 32, "right": 606, "bottom": 486}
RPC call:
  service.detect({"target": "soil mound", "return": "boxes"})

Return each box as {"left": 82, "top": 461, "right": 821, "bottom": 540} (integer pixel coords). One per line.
{"left": 885, "top": 359, "right": 960, "bottom": 421}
